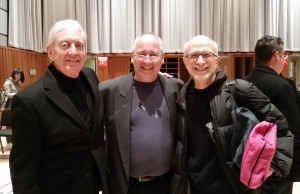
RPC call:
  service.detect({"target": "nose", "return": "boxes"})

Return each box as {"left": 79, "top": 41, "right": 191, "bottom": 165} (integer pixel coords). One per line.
{"left": 68, "top": 44, "right": 78, "bottom": 54}
{"left": 142, "top": 55, "right": 153, "bottom": 61}
{"left": 196, "top": 55, "right": 205, "bottom": 63}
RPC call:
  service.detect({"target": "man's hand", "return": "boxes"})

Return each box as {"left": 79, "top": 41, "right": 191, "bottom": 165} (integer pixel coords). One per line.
{"left": 159, "top": 71, "right": 174, "bottom": 78}
{"left": 267, "top": 169, "right": 273, "bottom": 178}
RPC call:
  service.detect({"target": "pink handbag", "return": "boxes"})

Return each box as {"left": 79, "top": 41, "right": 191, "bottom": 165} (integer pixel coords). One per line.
{"left": 240, "top": 121, "right": 277, "bottom": 189}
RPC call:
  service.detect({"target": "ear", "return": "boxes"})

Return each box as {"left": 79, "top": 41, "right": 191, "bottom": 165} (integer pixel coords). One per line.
{"left": 274, "top": 51, "right": 281, "bottom": 61}
{"left": 161, "top": 55, "right": 165, "bottom": 64}
{"left": 47, "top": 45, "right": 54, "bottom": 61}
{"left": 216, "top": 56, "right": 220, "bottom": 64}
{"left": 183, "top": 57, "right": 189, "bottom": 68}
{"left": 130, "top": 53, "right": 134, "bottom": 63}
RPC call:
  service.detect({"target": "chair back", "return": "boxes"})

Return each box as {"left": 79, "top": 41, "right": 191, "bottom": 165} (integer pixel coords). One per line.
{"left": 0, "top": 108, "right": 11, "bottom": 128}
{"left": 0, "top": 108, "right": 12, "bottom": 153}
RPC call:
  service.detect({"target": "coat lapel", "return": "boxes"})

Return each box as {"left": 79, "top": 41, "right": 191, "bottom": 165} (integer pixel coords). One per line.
{"left": 115, "top": 74, "right": 133, "bottom": 178}
{"left": 43, "top": 69, "right": 88, "bottom": 130}
{"left": 158, "top": 74, "right": 177, "bottom": 132}
{"left": 115, "top": 74, "right": 178, "bottom": 178}
{"left": 80, "top": 68, "right": 101, "bottom": 133}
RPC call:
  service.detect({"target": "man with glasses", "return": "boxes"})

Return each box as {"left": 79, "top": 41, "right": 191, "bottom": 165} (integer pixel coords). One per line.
{"left": 100, "top": 33, "right": 184, "bottom": 194}
{"left": 246, "top": 35, "right": 300, "bottom": 194}
{"left": 171, "top": 35, "right": 294, "bottom": 194}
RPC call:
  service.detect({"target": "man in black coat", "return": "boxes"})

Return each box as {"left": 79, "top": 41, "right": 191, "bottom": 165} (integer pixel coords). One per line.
{"left": 171, "top": 35, "right": 293, "bottom": 194}
{"left": 9, "top": 19, "right": 108, "bottom": 194}
{"left": 246, "top": 35, "right": 300, "bottom": 194}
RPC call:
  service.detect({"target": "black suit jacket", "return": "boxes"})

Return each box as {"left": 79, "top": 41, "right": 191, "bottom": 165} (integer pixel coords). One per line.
{"left": 100, "top": 72, "right": 184, "bottom": 194}
{"left": 246, "top": 64, "right": 300, "bottom": 181}
{"left": 9, "top": 67, "right": 108, "bottom": 194}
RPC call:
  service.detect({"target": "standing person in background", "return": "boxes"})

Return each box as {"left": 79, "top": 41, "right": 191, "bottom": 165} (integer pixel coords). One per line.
{"left": 172, "top": 35, "right": 294, "bottom": 194}
{"left": 100, "top": 33, "right": 184, "bottom": 194}
{"left": 282, "top": 76, "right": 300, "bottom": 114}
{"left": 9, "top": 19, "right": 108, "bottom": 194}
{"left": 2, "top": 67, "right": 25, "bottom": 150}
{"left": 246, "top": 35, "right": 300, "bottom": 194}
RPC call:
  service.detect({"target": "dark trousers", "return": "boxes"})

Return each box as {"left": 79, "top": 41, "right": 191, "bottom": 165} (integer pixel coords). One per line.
{"left": 6, "top": 136, "right": 11, "bottom": 143}
{"left": 128, "top": 172, "right": 171, "bottom": 194}
{"left": 261, "top": 178, "right": 293, "bottom": 194}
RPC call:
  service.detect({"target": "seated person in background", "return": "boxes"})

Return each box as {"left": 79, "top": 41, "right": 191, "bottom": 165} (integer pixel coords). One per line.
{"left": 2, "top": 67, "right": 24, "bottom": 150}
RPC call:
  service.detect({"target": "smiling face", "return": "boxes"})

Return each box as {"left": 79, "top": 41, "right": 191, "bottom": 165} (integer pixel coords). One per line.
{"left": 47, "top": 29, "right": 86, "bottom": 78}
{"left": 183, "top": 35, "right": 220, "bottom": 89}
{"left": 131, "top": 34, "right": 164, "bottom": 82}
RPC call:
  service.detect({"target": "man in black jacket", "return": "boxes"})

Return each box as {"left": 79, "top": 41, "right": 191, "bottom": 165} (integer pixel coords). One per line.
{"left": 171, "top": 35, "right": 294, "bottom": 194}
{"left": 9, "top": 19, "right": 108, "bottom": 194}
{"left": 246, "top": 35, "right": 300, "bottom": 194}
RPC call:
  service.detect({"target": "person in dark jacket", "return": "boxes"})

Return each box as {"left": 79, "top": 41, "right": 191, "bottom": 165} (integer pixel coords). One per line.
{"left": 282, "top": 76, "right": 300, "bottom": 114}
{"left": 171, "top": 35, "right": 294, "bottom": 194}
{"left": 246, "top": 35, "right": 300, "bottom": 194}
{"left": 101, "top": 33, "right": 184, "bottom": 194}
{"left": 9, "top": 19, "right": 108, "bottom": 194}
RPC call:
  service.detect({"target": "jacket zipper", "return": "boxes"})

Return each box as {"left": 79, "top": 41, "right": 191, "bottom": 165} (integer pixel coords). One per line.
{"left": 247, "top": 123, "right": 271, "bottom": 186}
{"left": 248, "top": 142, "right": 267, "bottom": 187}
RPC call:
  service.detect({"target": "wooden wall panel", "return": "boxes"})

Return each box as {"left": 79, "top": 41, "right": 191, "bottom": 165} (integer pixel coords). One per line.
{"left": 108, "top": 57, "right": 130, "bottom": 80}
{"left": 0, "top": 46, "right": 49, "bottom": 88}
{"left": 95, "top": 54, "right": 131, "bottom": 82}
{"left": 3, "top": 47, "right": 293, "bottom": 89}
{"left": 218, "top": 54, "right": 233, "bottom": 80}
{"left": 98, "top": 66, "right": 110, "bottom": 82}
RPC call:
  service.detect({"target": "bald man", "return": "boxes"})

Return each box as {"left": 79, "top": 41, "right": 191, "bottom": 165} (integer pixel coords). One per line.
{"left": 172, "top": 35, "right": 293, "bottom": 194}
{"left": 100, "top": 33, "right": 184, "bottom": 194}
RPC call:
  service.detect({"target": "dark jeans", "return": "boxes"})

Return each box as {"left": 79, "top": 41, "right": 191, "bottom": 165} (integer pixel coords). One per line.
{"left": 261, "top": 178, "right": 293, "bottom": 194}
{"left": 128, "top": 172, "right": 171, "bottom": 194}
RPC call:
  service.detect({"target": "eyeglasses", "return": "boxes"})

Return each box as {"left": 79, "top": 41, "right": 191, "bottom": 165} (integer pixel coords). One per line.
{"left": 56, "top": 42, "right": 85, "bottom": 51}
{"left": 278, "top": 50, "right": 288, "bottom": 59}
{"left": 185, "top": 52, "right": 217, "bottom": 62}
{"left": 135, "top": 54, "right": 162, "bottom": 62}
{"left": 282, "top": 52, "right": 288, "bottom": 58}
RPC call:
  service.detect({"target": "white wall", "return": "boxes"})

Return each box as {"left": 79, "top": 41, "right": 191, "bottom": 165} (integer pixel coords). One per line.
{"left": 0, "top": 0, "right": 8, "bottom": 46}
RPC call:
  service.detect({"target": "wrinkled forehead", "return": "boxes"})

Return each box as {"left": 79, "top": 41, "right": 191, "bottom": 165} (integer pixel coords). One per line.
{"left": 135, "top": 36, "right": 161, "bottom": 53}
{"left": 187, "top": 38, "right": 216, "bottom": 54}
{"left": 55, "top": 29, "right": 85, "bottom": 43}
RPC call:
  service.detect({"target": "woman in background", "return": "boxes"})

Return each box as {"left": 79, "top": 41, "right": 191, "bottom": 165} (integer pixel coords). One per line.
{"left": 2, "top": 67, "right": 25, "bottom": 150}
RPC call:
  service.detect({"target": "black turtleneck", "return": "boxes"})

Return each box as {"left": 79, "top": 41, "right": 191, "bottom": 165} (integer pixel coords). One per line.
{"left": 49, "top": 64, "right": 92, "bottom": 129}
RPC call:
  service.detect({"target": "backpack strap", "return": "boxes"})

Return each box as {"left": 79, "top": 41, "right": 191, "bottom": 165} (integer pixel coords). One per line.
{"left": 226, "top": 80, "right": 236, "bottom": 97}
{"left": 207, "top": 80, "right": 238, "bottom": 142}
{"left": 225, "top": 80, "right": 238, "bottom": 108}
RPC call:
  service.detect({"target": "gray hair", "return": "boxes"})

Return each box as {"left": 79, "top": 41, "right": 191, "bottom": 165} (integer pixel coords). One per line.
{"left": 47, "top": 19, "right": 86, "bottom": 46}
{"left": 132, "top": 32, "right": 164, "bottom": 54}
